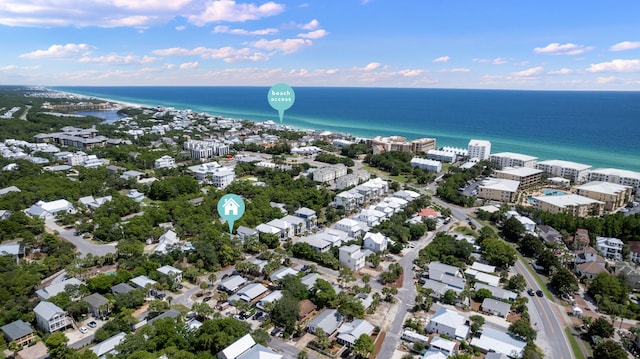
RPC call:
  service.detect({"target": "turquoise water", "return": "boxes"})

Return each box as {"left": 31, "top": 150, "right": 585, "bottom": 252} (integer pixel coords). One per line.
{"left": 543, "top": 190, "right": 566, "bottom": 196}
{"left": 52, "top": 86, "right": 640, "bottom": 172}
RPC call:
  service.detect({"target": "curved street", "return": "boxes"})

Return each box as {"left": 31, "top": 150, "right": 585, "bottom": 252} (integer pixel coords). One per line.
{"left": 45, "top": 217, "right": 116, "bottom": 257}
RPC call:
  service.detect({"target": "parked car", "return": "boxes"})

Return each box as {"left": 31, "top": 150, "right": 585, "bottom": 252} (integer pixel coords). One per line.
{"left": 270, "top": 327, "right": 281, "bottom": 336}
{"left": 79, "top": 327, "right": 88, "bottom": 334}
{"left": 203, "top": 296, "right": 212, "bottom": 302}
{"left": 87, "top": 321, "right": 97, "bottom": 328}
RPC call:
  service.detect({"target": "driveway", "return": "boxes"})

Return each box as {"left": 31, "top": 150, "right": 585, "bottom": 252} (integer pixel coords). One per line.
{"left": 45, "top": 218, "right": 116, "bottom": 257}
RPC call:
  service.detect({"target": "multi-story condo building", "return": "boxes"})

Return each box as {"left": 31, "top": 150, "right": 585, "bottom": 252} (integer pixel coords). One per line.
{"left": 313, "top": 164, "right": 348, "bottom": 183}
{"left": 427, "top": 149, "right": 457, "bottom": 163}
{"left": 366, "top": 136, "right": 436, "bottom": 154}
{"left": 183, "top": 139, "right": 230, "bottom": 159}
{"left": 410, "top": 157, "right": 442, "bottom": 172}
{"left": 154, "top": 155, "right": 176, "bottom": 169}
{"left": 536, "top": 160, "right": 592, "bottom": 183}
{"left": 531, "top": 194, "right": 604, "bottom": 217}
{"left": 596, "top": 236, "right": 623, "bottom": 261}
{"left": 477, "top": 178, "right": 520, "bottom": 202}
{"left": 467, "top": 139, "right": 491, "bottom": 160}
{"left": 576, "top": 181, "right": 633, "bottom": 212}
{"left": 589, "top": 168, "right": 640, "bottom": 194}
{"left": 441, "top": 146, "right": 468, "bottom": 157}
{"left": 489, "top": 152, "right": 538, "bottom": 168}
{"left": 494, "top": 167, "right": 544, "bottom": 187}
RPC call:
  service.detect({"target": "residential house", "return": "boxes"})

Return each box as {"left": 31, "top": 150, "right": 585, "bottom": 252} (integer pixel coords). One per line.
{"left": 126, "top": 189, "right": 145, "bottom": 202}
{"left": 363, "top": 232, "right": 390, "bottom": 252}
{"left": 154, "top": 155, "right": 176, "bottom": 169}
{"left": 334, "top": 218, "right": 365, "bottom": 239}
{"left": 148, "top": 309, "right": 181, "bottom": 326}
{"left": 574, "top": 247, "right": 605, "bottom": 266}
{"left": 78, "top": 195, "right": 112, "bottom": 211}
{"left": 0, "top": 243, "right": 23, "bottom": 264}
{"left": 26, "top": 199, "right": 75, "bottom": 218}
{"left": 34, "top": 301, "right": 71, "bottom": 333}
{"left": 596, "top": 236, "right": 623, "bottom": 261}
{"left": 400, "top": 330, "right": 429, "bottom": 345}
{"left": 613, "top": 262, "right": 640, "bottom": 290}
{"left": 130, "top": 275, "right": 158, "bottom": 291}
{"left": 228, "top": 283, "right": 268, "bottom": 303}
{"left": 428, "top": 262, "right": 466, "bottom": 291}
{"left": 471, "top": 327, "right": 526, "bottom": 358}
{"left": 157, "top": 265, "right": 183, "bottom": 283}
{"left": 339, "top": 245, "right": 367, "bottom": 271}
{"left": 1, "top": 320, "right": 35, "bottom": 348}
{"left": 120, "top": 170, "right": 144, "bottom": 181}
{"left": 294, "top": 207, "right": 317, "bottom": 230}
{"left": 154, "top": 230, "right": 179, "bottom": 254}
{"left": 308, "top": 309, "right": 343, "bottom": 335}
{"left": 36, "top": 278, "right": 85, "bottom": 301}
{"left": 336, "top": 319, "right": 375, "bottom": 347}
{"left": 270, "top": 267, "right": 300, "bottom": 282}
{"left": 298, "top": 235, "right": 333, "bottom": 253}
{"left": 266, "top": 218, "right": 294, "bottom": 238}
{"left": 566, "top": 228, "right": 591, "bottom": 249}
{"left": 111, "top": 283, "right": 135, "bottom": 295}
{"left": 426, "top": 307, "right": 469, "bottom": 340}
{"left": 629, "top": 241, "right": 640, "bottom": 264}
{"left": 429, "top": 337, "right": 457, "bottom": 357}
{"left": 335, "top": 191, "right": 364, "bottom": 211}
{"left": 255, "top": 223, "right": 283, "bottom": 238}
{"left": 83, "top": 293, "right": 110, "bottom": 318}
{"left": 356, "top": 208, "right": 386, "bottom": 227}
{"left": 236, "top": 226, "right": 258, "bottom": 241}
{"left": 217, "top": 333, "right": 282, "bottom": 359}
{"left": 576, "top": 262, "right": 608, "bottom": 280}
{"left": 474, "top": 283, "right": 518, "bottom": 302}
{"left": 298, "top": 299, "right": 318, "bottom": 322}
{"left": 218, "top": 275, "right": 247, "bottom": 293}
{"left": 282, "top": 215, "right": 306, "bottom": 236}
{"left": 301, "top": 273, "right": 321, "bottom": 290}
{"left": 481, "top": 298, "right": 512, "bottom": 318}
{"left": 90, "top": 332, "right": 126, "bottom": 359}
{"left": 256, "top": 290, "right": 283, "bottom": 310}
{"left": 537, "top": 225, "right": 563, "bottom": 245}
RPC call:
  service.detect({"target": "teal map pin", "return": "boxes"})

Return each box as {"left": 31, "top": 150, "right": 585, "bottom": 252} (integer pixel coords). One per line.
{"left": 217, "top": 194, "right": 245, "bottom": 234}
{"left": 268, "top": 83, "right": 295, "bottom": 123}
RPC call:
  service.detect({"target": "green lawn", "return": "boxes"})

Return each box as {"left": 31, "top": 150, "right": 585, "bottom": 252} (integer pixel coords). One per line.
{"left": 565, "top": 327, "right": 587, "bottom": 359}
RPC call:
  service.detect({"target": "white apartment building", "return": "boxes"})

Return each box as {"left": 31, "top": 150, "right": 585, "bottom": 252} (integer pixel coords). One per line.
{"left": 536, "top": 160, "right": 592, "bottom": 183}
{"left": 442, "top": 146, "right": 468, "bottom": 157}
{"left": 183, "top": 139, "right": 230, "bottom": 159}
{"left": 427, "top": 149, "right": 457, "bottom": 163}
{"left": 467, "top": 139, "right": 491, "bottom": 160}
{"left": 410, "top": 157, "right": 442, "bottom": 172}
{"left": 489, "top": 152, "right": 538, "bottom": 168}
{"left": 339, "top": 245, "right": 366, "bottom": 270}
{"left": 313, "top": 164, "right": 348, "bottom": 183}
{"left": 589, "top": 168, "right": 640, "bottom": 194}
{"left": 154, "top": 155, "right": 176, "bottom": 169}
{"left": 211, "top": 167, "right": 235, "bottom": 189}
{"left": 596, "top": 236, "right": 623, "bottom": 261}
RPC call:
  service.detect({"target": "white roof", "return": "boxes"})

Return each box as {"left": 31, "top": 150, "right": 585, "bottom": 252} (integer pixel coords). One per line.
{"left": 36, "top": 278, "right": 84, "bottom": 300}
{"left": 130, "top": 275, "right": 157, "bottom": 288}
{"left": 471, "top": 262, "right": 496, "bottom": 273}
{"left": 590, "top": 168, "right": 640, "bottom": 180}
{"left": 577, "top": 181, "right": 632, "bottom": 195}
{"left": 471, "top": 327, "right": 526, "bottom": 357}
{"left": 495, "top": 167, "right": 543, "bottom": 177}
{"left": 219, "top": 333, "right": 256, "bottom": 359}
{"left": 468, "top": 139, "right": 491, "bottom": 146}
{"left": 34, "top": 301, "right": 65, "bottom": 320}
{"left": 363, "top": 232, "right": 386, "bottom": 245}
{"left": 479, "top": 178, "right": 520, "bottom": 192}
{"left": 430, "top": 336, "right": 456, "bottom": 352}
{"left": 490, "top": 152, "right": 538, "bottom": 161}
{"left": 220, "top": 275, "right": 247, "bottom": 291}
{"left": 0, "top": 243, "right": 21, "bottom": 256}
{"left": 537, "top": 159, "right": 592, "bottom": 171}
{"left": 237, "top": 283, "right": 268, "bottom": 301}
{"left": 430, "top": 307, "right": 466, "bottom": 329}
{"left": 532, "top": 194, "right": 603, "bottom": 208}
{"left": 270, "top": 267, "right": 299, "bottom": 282}
{"left": 337, "top": 319, "right": 375, "bottom": 345}
{"left": 422, "top": 352, "right": 447, "bottom": 359}
{"left": 157, "top": 265, "right": 182, "bottom": 276}
{"left": 90, "top": 332, "right": 126, "bottom": 357}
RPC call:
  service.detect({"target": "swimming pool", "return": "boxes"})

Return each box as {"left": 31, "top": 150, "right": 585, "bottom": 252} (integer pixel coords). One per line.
{"left": 543, "top": 189, "right": 566, "bottom": 196}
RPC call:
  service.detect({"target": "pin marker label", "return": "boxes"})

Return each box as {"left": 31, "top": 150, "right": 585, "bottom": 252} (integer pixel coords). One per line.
{"left": 267, "top": 83, "right": 295, "bottom": 123}
{"left": 217, "top": 194, "right": 245, "bottom": 234}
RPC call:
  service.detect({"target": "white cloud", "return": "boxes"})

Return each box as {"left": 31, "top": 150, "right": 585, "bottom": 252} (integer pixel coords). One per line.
{"left": 547, "top": 68, "right": 573, "bottom": 75}
{"left": 493, "top": 58, "right": 507, "bottom": 65}
{"left": 0, "top": 65, "right": 40, "bottom": 71}
{"left": 179, "top": 61, "right": 199, "bottom": 69}
{"left": 534, "top": 42, "right": 594, "bottom": 55}
{"left": 587, "top": 59, "right": 640, "bottom": 73}
{"left": 511, "top": 66, "right": 544, "bottom": 77}
{"left": 609, "top": 41, "right": 640, "bottom": 52}
{"left": 152, "top": 46, "right": 270, "bottom": 62}
{"left": 439, "top": 68, "right": 471, "bottom": 73}
{"left": 20, "top": 43, "right": 93, "bottom": 59}
{"left": 325, "top": 69, "right": 339, "bottom": 74}
{"left": 432, "top": 56, "right": 450, "bottom": 63}
{"left": 213, "top": 25, "right": 278, "bottom": 36}
{"left": 298, "top": 29, "right": 328, "bottom": 39}
{"left": 188, "top": 0, "right": 285, "bottom": 25}
{"left": 361, "top": 62, "right": 382, "bottom": 71}
{"left": 252, "top": 38, "right": 312, "bottom": 54}
{"left": 300, "top": 19, "right": 319, "bottom": 30}
{"left": 595, "top": 76, "right": 617, "bottom": 84}
{"left": 397, "top": 69, "right": 424, "bottom": 77}
{"left": 175, "top": 25, "right": 186, "bottom": 31}
{"left": 78, "top": 54, "right": 159, "bottom": 65}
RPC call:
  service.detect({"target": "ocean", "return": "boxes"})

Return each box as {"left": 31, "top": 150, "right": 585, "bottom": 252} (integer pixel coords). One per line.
{"left": 52, "top": 86, "right": 640, "bottom": 172}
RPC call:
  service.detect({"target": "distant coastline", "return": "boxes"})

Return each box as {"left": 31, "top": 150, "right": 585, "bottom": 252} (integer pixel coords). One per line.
{"left": 50, "top": 86, "right": 640, "bottom": 172}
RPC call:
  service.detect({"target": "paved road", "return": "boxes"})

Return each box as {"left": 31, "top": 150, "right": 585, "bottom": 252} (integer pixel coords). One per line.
{"left": 514, "top": 260, "right": 573, "bottom": 359}
{"left": 45, "top": 218, "right": 116, "bottom": 257}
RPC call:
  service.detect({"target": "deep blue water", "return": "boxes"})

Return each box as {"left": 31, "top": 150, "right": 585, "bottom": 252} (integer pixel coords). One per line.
{"left": 52, "top": 86, "right": 640, "bottom": 172}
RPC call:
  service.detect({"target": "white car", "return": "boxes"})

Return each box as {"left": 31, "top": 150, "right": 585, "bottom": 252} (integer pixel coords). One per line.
{"left": 79, "top": 326, "right": 88, "bottom": 334}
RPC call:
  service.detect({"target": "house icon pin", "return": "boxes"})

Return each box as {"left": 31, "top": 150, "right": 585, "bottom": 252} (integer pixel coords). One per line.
{"left": 222, "top": 197, "right": 240, "bottom": 216}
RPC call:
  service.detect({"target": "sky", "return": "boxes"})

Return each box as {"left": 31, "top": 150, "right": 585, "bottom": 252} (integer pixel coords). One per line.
{"left": 1, "top": 0, "right": 640, "bottom": 90}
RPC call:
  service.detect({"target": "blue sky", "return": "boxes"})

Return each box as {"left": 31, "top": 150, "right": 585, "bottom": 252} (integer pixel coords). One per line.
{"left": 1, "top": 0, "right": 640, "bottom": 89}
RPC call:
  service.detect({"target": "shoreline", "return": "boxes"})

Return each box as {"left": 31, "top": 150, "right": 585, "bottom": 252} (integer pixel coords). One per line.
{"left": 45, "top": 87, "right": 640, "bottom": 174}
